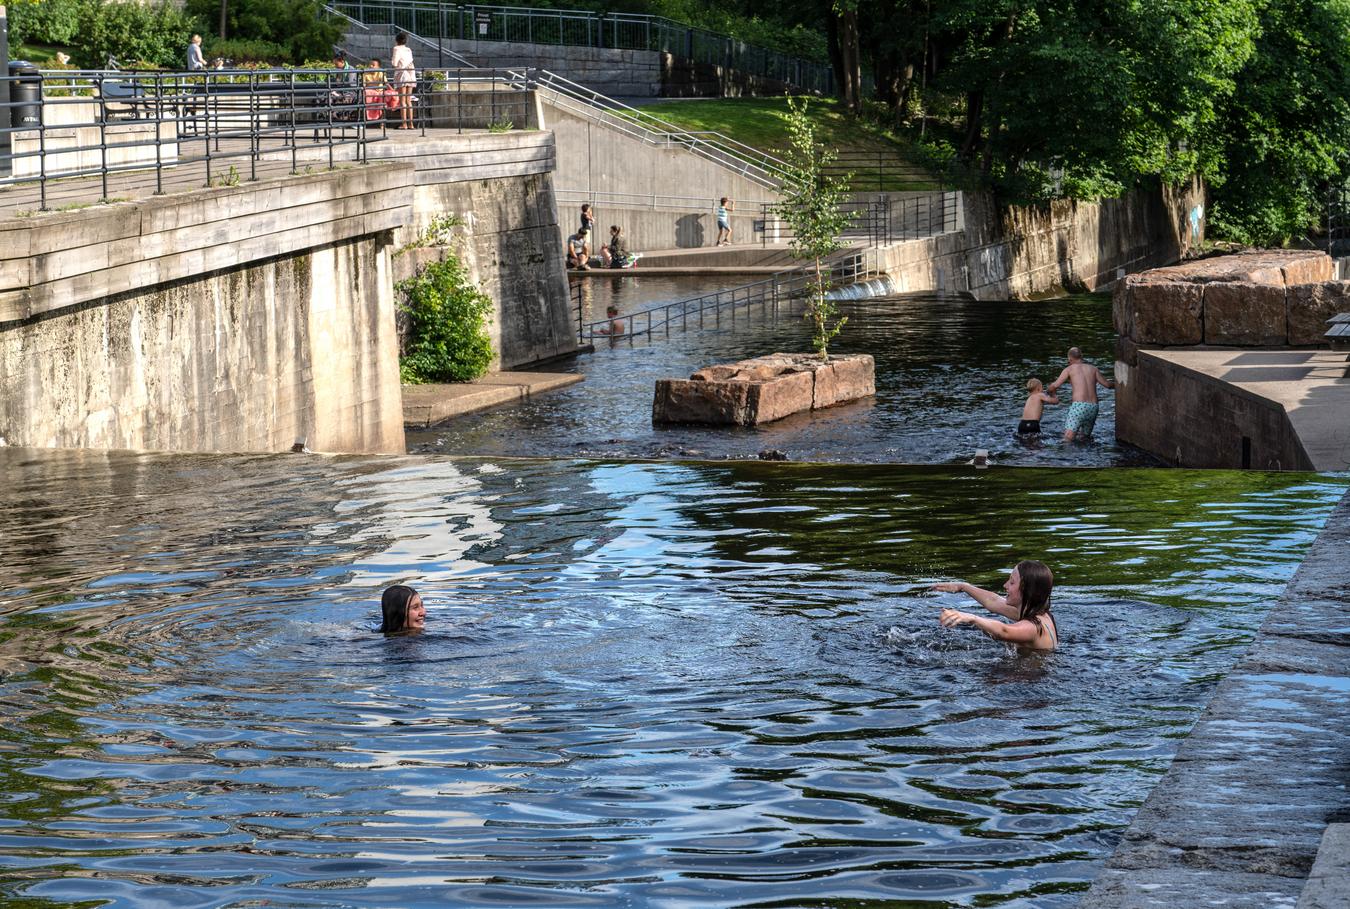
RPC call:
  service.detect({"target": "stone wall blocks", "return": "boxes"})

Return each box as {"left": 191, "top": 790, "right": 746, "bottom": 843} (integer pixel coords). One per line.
{"left": 1202, "top": 281, "right": 1287, "bottom": 346}
{"left": 1287, "top": 281, "right": 1350, "bottom": 346}
{"left": 1127, "top": 280, "right": 1204, "bottom": 345}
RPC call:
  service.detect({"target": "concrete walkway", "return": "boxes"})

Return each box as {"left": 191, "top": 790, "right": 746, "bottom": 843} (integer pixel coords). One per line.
{"left": 1147, "top": 349, "right": 1350, "bottom": 471}
{"left": 1079, "top": 489, "right": 1350, "bottom": 908}
{"left": 402, "top": 371, "right": 582, "bottom": 427}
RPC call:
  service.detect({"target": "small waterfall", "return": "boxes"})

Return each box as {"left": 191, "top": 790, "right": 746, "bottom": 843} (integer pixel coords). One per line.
{"left": 825, "top": 276, "right": 897, "bottom": 301}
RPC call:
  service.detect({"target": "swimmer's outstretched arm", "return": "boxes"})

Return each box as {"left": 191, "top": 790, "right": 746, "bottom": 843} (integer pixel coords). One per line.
{"left": 931, "top": 581, "right": 1018, "bottom": 620}
{"left": 940, "top": 609, "right": 1039, "bottom": 644}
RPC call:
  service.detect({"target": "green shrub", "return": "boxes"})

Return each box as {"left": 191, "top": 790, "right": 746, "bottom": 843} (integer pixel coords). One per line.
{"left": 398, "top": 256, "right": 494, "bottom": 384}
{"left": 487, "top": 117, "right": 514, "bottom": 132}
{"left": 72, "top": 1, "right": 206, "bottom": 70}
{"left": 185, "top": 0, "right": 345, "bottom": 64}
{"left": 203, "top": 37, "right": 290, "bottom": 65}
{"left": 7, "top": 0, "right": 89, "bottom": 48}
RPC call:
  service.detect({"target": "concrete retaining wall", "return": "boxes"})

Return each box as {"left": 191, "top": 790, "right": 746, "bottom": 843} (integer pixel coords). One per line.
{"left": 1114, "top": 350, "right": 1313, "bottom": 470}
{"left": 0, "top": 226, "right": 405, "bottom": 455}
{"left": 871, "top": 180, "right": 1204, "bottom": 301}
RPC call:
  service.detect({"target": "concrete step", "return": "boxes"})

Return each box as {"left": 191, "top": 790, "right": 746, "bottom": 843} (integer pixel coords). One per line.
{"left": 636, "top": 245, "right": 800, "bottom": 268}
{"left": 402, "top": 372, "right": 583, "bottom": 427}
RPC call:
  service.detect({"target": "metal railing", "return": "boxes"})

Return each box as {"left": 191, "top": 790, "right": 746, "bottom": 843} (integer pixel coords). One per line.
{"left": 823, "top": 151, "right": 940, "bottom": 193}
{"left": 555, "top": 188, "right": 773, "bottom": 212}
{"left": 329, "top": 0, "right": 832, "bottom": 93}
{"left": 756, "top": 193, "right": 961, "bottom": 248}
{"left": 0, "top": 67, "right": 391, "bottom": 210}
{"left": 579, "top": 252, "right": 874, "bottom": 343}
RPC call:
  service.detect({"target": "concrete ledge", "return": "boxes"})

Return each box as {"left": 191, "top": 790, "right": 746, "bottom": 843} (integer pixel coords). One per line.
{"left": 1079, "top": 491, "right": 1350, "bottom": 909}
{"left": 1297, "top": 825, "right": 1350, "bottom": 909}
{"left": 402, "top": 371, "right": 583, "bottom": 427}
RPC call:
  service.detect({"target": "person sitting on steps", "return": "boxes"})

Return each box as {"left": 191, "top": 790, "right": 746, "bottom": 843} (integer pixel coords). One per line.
{"left": 566, "top": 227, "right": 592, "bottom": 270}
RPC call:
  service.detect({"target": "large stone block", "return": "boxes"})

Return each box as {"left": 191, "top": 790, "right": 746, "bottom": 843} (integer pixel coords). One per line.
{"left": 1202, "top": 281, "right": 1287, "bottom": 346}
{"left": 1281, "top": 254, "right": 1334, "bottom": 286}
{"left": 652, "top": 353, "right": 875, "bottom": 427}
{"left": 1287, "top": 281, "right": 1350, "bottom": 346}
{"left": 1123, "top": 279, "right": 1204, "bottom": 345}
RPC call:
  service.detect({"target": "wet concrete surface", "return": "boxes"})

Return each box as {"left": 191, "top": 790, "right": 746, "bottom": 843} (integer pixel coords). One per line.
{"left": 1079, "top": 489, "right": 1350, "bottom": 908}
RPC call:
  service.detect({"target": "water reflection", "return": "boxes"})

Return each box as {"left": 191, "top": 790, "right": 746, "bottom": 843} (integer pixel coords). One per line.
{"left": 0, "top": 448, "right": 1342, "bottom": 907}
{"left": 415, "top": 285, "right": 1149, "bottom": 468}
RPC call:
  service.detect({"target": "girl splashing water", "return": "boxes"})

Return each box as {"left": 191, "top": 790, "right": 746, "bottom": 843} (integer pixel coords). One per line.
{"left": 932, "top": 560, "right": 1057, "bottom": 651}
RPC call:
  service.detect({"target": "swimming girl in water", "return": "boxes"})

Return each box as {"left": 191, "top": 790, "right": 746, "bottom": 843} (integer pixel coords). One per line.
{"left": 379, "top": 584, "right": 425, "bottom": 634}
{"left": 932, "top": 560, "right": 1057, "bottom": 651}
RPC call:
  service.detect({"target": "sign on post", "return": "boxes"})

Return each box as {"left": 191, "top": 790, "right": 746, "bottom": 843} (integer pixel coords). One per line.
{"left": 475, "top": 11, "right": 491, "bottom": 36}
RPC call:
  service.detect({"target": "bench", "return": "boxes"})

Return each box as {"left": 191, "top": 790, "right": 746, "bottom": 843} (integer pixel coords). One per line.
{"left": 1326, "top": 313, "right": 1350, "bottom": 353}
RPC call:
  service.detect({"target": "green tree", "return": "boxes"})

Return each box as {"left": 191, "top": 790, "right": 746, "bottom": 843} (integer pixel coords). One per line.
{"left": 775, "top": 95, "right": 853, "bottom": 360}
{"left": 184, "top": 0, "right": 344, "bottom": 63}
{"left": 1207, "top": 0, "right": 1350, "bottom": 244}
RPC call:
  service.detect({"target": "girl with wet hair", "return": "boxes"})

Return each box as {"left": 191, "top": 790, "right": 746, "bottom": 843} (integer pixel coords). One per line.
{"left": 931, "top": 560, "right": 1057, "bottom": 650}
{"left": 379, "top": 584, "right": 426, "bottom": 634}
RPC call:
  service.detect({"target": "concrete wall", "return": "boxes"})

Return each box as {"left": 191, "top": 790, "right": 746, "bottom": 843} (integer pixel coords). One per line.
{"left": 1113, "top": 350, "right": 1312, "bottom": 470}
{"left": 871, "top": 179, "right": 1204, "bottom": 300}
{"left": 0, "top": 228, "right": 406, "bottom": 454}
{"left": 542, "top": 100, "right": 776, "bottom": 252}
{"left": 363, "top": 131, "right": 578, "bottom": 368}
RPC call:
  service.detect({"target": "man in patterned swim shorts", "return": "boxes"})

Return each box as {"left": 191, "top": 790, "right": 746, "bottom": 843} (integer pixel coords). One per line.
{"left": 1048, "top": 347, "right": 1116, "bottom": 441}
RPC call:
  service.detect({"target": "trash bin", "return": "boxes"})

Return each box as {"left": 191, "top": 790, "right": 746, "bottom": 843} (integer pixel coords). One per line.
{"left": 8, "top": 61, "right": 42, "bottom": 131}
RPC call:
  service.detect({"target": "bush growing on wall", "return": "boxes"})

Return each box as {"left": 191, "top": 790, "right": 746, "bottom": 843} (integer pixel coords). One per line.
{"left": 398, "top": 256, "right": 495, "bottom": 384}
{"left": 72, "top": 1, "right": 206, "bottom": 69}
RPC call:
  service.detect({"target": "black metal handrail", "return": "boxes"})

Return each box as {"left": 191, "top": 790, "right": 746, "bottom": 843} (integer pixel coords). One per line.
{"left": 0, "top": 67, "right": 396, "bottom": 211}
{"left": 579, "top": 253, "right": 874, "bottom": 343}
{"left": 329, "top": 0, "right": 832, "bottom": 93}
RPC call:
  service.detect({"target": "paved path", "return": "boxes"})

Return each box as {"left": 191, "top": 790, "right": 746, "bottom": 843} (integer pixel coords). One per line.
{"left": 0, "top": 128, "right": 479, "bottom": 219}
{"left": 401, "top": 372, "right": 583, "bottom": 427}
{"left": 1146, "top": 349, "right": 1350, "bottom": 471}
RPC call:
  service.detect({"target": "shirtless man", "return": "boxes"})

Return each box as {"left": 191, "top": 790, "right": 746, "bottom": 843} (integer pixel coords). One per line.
{"left": 1047, "top": 347, "right": 1115, "bottom": 441}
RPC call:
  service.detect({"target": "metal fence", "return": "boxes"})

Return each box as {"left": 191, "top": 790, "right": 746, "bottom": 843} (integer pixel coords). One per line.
{"left": 330, "top": 0, "right": 833, "bottom": 93}
{"left": 758, "top": 193, "right": 961, "bottom": 248}
{"left": 0, "top": 67, "right": 391, "bottom": 210}
{"left": 578, "top": 253, "right": 874, "bottom": 343}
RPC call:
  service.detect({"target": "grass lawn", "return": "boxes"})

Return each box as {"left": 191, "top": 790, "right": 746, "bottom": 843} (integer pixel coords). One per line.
{"left": 14, "top": 44, "right": 67, "bottom": 65}
{"left": 630, "top": 96, "right": 942, "bottom": 191}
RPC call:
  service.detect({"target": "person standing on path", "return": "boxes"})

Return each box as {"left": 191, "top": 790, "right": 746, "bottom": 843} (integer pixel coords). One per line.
{"left": 391, "top": 33, "right": 417, "bottom": 130}
{"left": 715, "top": 197, "right": 734, "bottom": 246}
{"left": 186, "top": 34, "right": 206, "bottom": 72}
{"left": 1047, "top": 347, "right": 1115, "bottom": 441}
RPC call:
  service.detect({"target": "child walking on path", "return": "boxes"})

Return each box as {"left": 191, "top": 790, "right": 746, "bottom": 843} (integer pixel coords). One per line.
{"left": 715, "top": 197, "right": 734, "bottom": 246}
{"left": 1018, "top": 378, "right": 1059, "bottom": 435}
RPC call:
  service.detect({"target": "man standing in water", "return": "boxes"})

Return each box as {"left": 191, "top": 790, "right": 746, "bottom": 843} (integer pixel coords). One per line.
{"left": 1047, "top": 347, "right": 1115, "bottom": 441}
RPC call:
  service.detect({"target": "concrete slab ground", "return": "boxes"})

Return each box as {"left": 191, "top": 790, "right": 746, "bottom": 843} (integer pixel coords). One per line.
{"left": 401, "top": 371, "right": 583, "bottom": 428}
{"left": 1145, "top": 349, "right": 1350, "bottom": 471}
{"left": 1079, "top": 490, "right": 1350, "bottom": 909}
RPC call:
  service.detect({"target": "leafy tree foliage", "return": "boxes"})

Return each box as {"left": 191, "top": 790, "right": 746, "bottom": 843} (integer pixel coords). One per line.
{"left": 184, "top": 0, "right": 346, "bottom": 63}
{"left": 6, "top": 0, "right": 88, "bottom": 48}
{"left": 796, "top": 0, "right": 1350, "bottom": 242}
{"left": 776, "top": 96, "right": 853, "bottom": 359}
{"left": 73, "top": 1, "right": 206, "bottom": 69}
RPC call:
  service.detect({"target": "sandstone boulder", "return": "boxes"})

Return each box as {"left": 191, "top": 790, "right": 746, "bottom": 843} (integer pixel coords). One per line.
{"left": 1287, "top": 282, "right": 1350, "bottom": 346}
{"left": 1203, "top": 281, "right": 1287, "bottom": 346}
{"left": 653, "top": 353, "right": 876, "bottom": 427}
{"left": 1122, "top": 279, "right": 1204, "bottom": 345}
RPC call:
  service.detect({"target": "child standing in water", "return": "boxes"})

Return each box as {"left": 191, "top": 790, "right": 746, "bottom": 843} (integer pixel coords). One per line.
{"left": 932, "top": 560, "right": 1058, "bottom": 651}
{"left": 1018, "top": 378, "right": 1059, "bottom": 435}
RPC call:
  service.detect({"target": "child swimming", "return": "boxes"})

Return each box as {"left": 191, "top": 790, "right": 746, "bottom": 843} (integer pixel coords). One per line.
{"left": 1018, "top": 378, "right": 1059, "bottom": 435}
{"left": 932, "top": 560, "right": 1058, "bottom": 651}
{"left": 378, "top": 585, "right": 425, "bottom": 634}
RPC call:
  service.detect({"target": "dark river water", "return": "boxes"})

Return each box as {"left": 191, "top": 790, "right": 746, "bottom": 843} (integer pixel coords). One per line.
{"left": 410, "top": 278, "right": 1149, "bottom": 467}
{"left": 0, "top": 447, "right": 1344, "bottom": 907}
